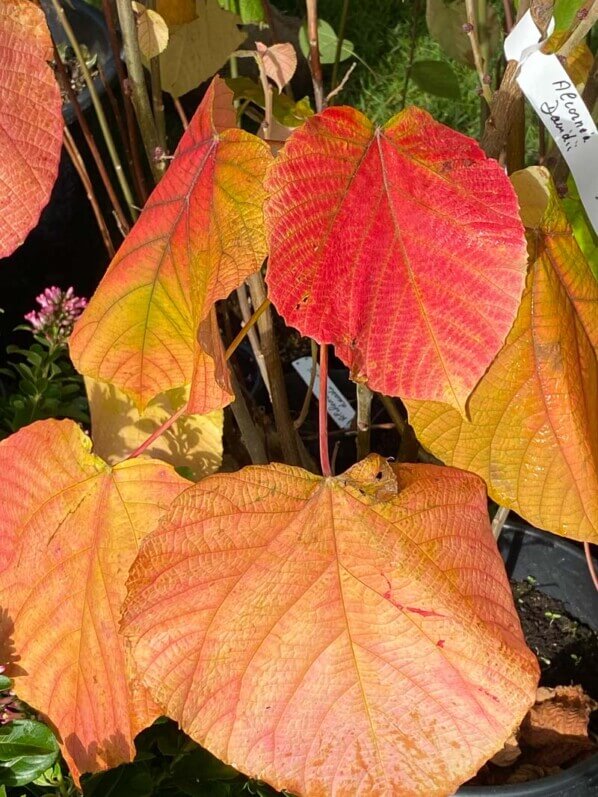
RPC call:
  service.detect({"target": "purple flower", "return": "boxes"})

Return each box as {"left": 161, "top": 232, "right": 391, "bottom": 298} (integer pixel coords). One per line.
{"left": 24, "top": 286, "right": 87, "bottom": 345}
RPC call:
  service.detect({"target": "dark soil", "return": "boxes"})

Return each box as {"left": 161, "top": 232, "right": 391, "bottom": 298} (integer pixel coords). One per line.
{"left": 512, "top": 578, "right": 598, "bottom": 713}
{"left": 468, "top": 580, "right": 598, "bottom": 787}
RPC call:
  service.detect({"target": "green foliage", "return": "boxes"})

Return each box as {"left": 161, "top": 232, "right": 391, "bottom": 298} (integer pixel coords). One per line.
{"left": 78, "top": 719, "right": 292, "bottom": 797}
{"left": 0, "top": 338, "right": 88, "bottom": 437}
{"left": 218, "top": 0, "right": 265, "bottom": 24}
{"left": 0, "top": 721, "right": 59, "bottom": 788}
{"left": 554, "top": 0, "right": 587, "bottom": 31}
{"left": 298, "top": 18, "right": 354, "bottom": 63}
{"left": 410, "top": 59, "right": 461, "bottom": 99}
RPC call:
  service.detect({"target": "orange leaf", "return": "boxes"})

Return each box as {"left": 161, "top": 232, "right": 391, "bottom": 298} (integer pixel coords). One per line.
{"left": 123, "top": 455, "right": 538, "bottom": 796}
{"left": 0, "top": 0, "right": 63, "bottom": 258}
{"left": 265, "top": 106, "right": 528, "bottom": 414}
{"left": 70, "top": 77, "right": 272, "bottom": 413}
{"left": 0, "top": 420, "right": 187, "bottom": 782}
{"left": 407, "top": 167, "right": 598, "bottom": 543}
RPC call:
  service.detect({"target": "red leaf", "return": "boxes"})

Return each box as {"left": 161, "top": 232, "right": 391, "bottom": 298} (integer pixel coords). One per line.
{"left": 0, "top": 0, "right": 63, "bottom": 257}
{"left": 265, "top": 107, "right": 528, "bottom": 413}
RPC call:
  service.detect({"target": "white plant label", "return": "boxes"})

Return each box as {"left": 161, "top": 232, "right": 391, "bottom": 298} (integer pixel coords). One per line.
{"left": 292, "top": 357, "right": 356, "bottom": 430}
{"left": 505, "top": 11, "right": 598, "bottom": 233}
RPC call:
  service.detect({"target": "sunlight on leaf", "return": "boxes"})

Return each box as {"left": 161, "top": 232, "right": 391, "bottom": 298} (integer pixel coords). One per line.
{"left": 0, "top": 0, "right": 63, "bottom": 258}
{"left": 123, "top": 455, "right": 538, "bottom": 797}
{"left": 86, "top": 378, "right": 223, "bottom": 480}
{"left": 70, "top": 77, "right": 272, "bottom": 414}
{"left": 265, "top": 106, "right": 528, "bottom": 414}
{"left": 0, "top": 420, "right": 187, "bottom": 782}
{"left": 407, "top": 167, "right": 598, "bottom": 543}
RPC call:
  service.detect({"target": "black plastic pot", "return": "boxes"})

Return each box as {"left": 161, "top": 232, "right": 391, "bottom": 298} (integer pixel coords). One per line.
{"left": 41, "top": 0, "right": 116, "bottom": 125}
{"left": 457, "top": 520, "right": 598, "bottom": 796}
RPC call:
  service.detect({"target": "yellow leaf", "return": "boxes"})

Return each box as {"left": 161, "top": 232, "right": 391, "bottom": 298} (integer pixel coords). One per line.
{"left": 86, "top": 377, "right": 223, "bottom": 481}
{"left": 407, "top": 167, "right": 598, "bottom": 543}
{"left": 0, "top": 420, "right": 187, "bottom": 782}
{"left": 156, "top": 0, "right": 196, "bottom": 26}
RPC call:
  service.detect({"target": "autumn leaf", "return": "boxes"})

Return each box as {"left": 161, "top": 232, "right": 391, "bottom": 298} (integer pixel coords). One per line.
{"left": 159, "top": 0, "right": 244, "bottom": 98}
{"left": 0, "top": 0, "right": 63, "bottom": 258}
{"left": 156, "top": 0, "right": 196, "bottom": 26}
{"left": 407, "top": 167, "right": 598, "bottom": 543}
{"left": 256, "top": 42, "right": 297, "bottom": 92}
{"left": 133, "top": 1, "right": 169, "bottom": 59}
{"left": 0, "top": 420, "right": 187, "bottom": 782}
{"left": 123, "top": 455, "right": 538, "bottom": 797}
{"left": 70, "top": 77, "right": 272, "bottom": 414}
{"left": 85, "top": 378, "right": 223, "bottom": 480}
{"left": 265, "top": 106, "right": 528, "bottom": 414}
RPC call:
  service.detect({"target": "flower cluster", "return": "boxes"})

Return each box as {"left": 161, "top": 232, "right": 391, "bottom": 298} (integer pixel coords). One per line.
{"left": 24, "top": 286, "right": 87, "bottom": 346}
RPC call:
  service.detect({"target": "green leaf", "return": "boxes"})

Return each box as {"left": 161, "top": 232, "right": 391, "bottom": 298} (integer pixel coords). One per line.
{"left": 410, "top": 59, "right": 461, "bottom": 99}
{"left": 554, "top": 0, "right": 585, "bottom": 30}
{"left": 171, "top": 748, "right": 240, "bottom": 784}
{"left": 298, "top": 19, "right": 354, "bottom": 63}
{"left": 562, "top": 177, "right": 598, "bottom": 280}
{"left": 0, "top": 677, "right": 12, "bottom": 692}
{"left": 0, "top": 720, "right": 59, "bottom": 787}
{"left": 226, "top": 76, "right": 313, "bottom": 127}
{"left": 218, "top": 0, "right": 264, "bottom": 23}
{"left": 82, "top": 763, "right": 154, "bottom": 796}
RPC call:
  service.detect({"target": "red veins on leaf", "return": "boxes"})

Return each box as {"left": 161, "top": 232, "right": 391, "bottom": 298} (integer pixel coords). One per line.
{"left": 265, "top": 106, "right": 528, "bottom": 414}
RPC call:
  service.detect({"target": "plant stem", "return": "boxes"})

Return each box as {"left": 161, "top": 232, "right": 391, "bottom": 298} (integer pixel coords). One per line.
{"left": 50, "top": 0, "right": 138, "bottom": 219}
{"left": 491, "top": 506, "right": 510, "bottom": 540}
{"left": 225, "top": 298, "right": 270, "bottom": 360}
{"left": 502, "top": 0, "right": 514, "bottom": 32}
{"left": 465, "top": 0, "right": 493, "bottom": 105}
{"left": 294, "top": 339, "right": 318, "bottom": 429}
{"left": 63, "top": 126, "right": 115, "bottom": 257}
{"left": 400, "top": 0, "right": 421, "bottom": 110}
{"left": 146, "top": 0, "right": 167, "bottom": 155}
{"left": 318, "top": 344, "right": 332, "bottom": 476}
{"left": 125, "top": 404, "right": 187, "bottom": 459}
{"left": 229, "top": 369, "right": 269, "bottom": 464}
{"left": 356, "top": 383, "right": 372, "bottom": 460}
{"left": 585, "top": 543, "right": 598, "bottom": 591}
{"left": 559, "top": 1, "right": 598, "bottom": 57}
{"left": 174, "top": 97, "right": 190, "bottom": 130}
{"left": 53, "top": 41, "right": 130, "bottom": 236}
{"left": 101, "top": 0, "right": 148, "bottom": 204}
{"left": 306, "top": 0, "right": 325, "bottom": 111}
{"left": 115, "top": 0, "right": 165, "bottom": 183}
{"left": 379, "top": 394, "right": 440, "bottom": 464}
{"left": 330, "top": 0, "right": 349, "bottom": 92}
{"left": 247, "top": 273, "right": 302, "bottom": 465}
{"left": 236, "top": 286, "right": 270, "bottom": 394}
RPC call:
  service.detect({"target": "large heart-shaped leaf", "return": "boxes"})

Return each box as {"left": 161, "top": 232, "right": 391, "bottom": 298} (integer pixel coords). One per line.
{"left": 0, "top": 0, "right": 63, "bottom": 258}
{"left": 123, "top": 455, "right": 538, "bottom": 796}
{"left": 407, "top": 168, "right": 598, "bottom": 543}
{"left": 0, "top": 420, "right": 187, "bottom": 781}
{"left": 70, "top": 77, "right": 272, "bottom": 414}
{"left": 265, "top": 106, "right": 528, "bottom": 414}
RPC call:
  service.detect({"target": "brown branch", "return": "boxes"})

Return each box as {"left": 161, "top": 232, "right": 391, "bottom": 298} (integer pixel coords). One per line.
{"left": 306, "top": 0, "right": 325, "bottom": 111}
{"left": 63, "top": 126, "right": 115, "bottom": 258}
